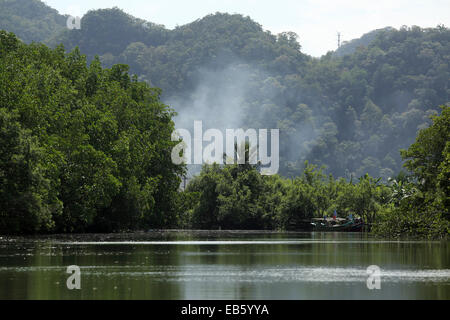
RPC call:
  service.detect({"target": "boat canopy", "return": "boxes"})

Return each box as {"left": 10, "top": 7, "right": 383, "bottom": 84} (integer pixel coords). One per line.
{"left": 311, "top": 217, "right": 346, "bottom": 222}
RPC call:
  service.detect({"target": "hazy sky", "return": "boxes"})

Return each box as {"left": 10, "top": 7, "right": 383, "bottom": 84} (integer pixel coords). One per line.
{"left": 44, "top": 0, "right": 449, "bottom": 56}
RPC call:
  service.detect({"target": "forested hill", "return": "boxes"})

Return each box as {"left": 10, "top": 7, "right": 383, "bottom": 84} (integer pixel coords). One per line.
{"left": 1, "top": 1, "right": 449, "bottom": 180}
{"left": 333, "top": 27, "right": 394, "bottom": 57}
{"left": 50, "top": 8, "right": 306, "bottom": 95}
{"left": 0, "top": 0, "right": 66, "bottom": 43}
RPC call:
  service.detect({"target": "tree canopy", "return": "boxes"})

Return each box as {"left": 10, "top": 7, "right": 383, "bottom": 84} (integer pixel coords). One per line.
{"left": 48, "top": 9, "right": 450, "bottom": 180}
{"left": 2, "top": 3, "right": 449, "bottom": 179}
{"left": 0, "top": 2, "right": 449, "bottom": 238}
{"left": 0, "top": 31, "right": 184, "bottom": 233}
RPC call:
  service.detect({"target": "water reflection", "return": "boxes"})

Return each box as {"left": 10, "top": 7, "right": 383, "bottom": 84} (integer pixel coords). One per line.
{"left": 0, "top": 232, "right": 448, "bottom": 299}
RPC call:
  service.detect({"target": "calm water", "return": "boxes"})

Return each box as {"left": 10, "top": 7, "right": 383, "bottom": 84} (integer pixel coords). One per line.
{"left": 0, "top": 231, "right": 449, "bottom": 299}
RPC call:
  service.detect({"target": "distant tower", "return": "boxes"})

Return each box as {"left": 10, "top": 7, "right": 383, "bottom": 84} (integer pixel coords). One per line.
{"left": 337, "top": 32, "right": 342, "bottom": 48}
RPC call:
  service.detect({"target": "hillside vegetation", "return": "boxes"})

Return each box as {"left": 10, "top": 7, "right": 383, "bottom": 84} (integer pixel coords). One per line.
{"left": 48, "top": 8, "right": 450, "bottom": 179}
{"left": 0, "top": 1, "right": 449, "bottom": 237}
{"left": 0, "top": 0, "right": 66, "bottom": 43}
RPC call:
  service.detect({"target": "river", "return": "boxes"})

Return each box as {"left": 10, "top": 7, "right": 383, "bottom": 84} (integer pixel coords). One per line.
{"left": 0, "top": 231, "right": 449, "bottom": 299}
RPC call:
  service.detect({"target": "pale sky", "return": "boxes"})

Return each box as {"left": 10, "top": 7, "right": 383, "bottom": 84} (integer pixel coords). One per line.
{"left": 43, "top": 0, "right": 450, "bottom": 57}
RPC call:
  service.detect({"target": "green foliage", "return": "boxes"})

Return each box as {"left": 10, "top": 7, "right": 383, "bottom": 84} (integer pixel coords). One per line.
{"left": 2, "top": 4, "right": 449, "bottom": 180}
{"left": 401, "top": 106, "right": 450, "bottom": 198}
{"left": 373, "top": 106, "right": 450, "bottom": 239}
{"left": 186, "top": 143, "right": 269, "bottom": 229}
{"left": 0, "top": 108, "right": 61, "bottom": 233}
{"left": 184, "top": 160, "right": 388, "bottom": 231}
{"left": 0, "top": 0, "right": 66, "bottom": 44}
{"left": 50, "top": 7, "right": 168, "bottom": 59}
{"left": 333, "top": 28, "right": 395, "bottom": 57}
{"left": 1, "top": 3, "right": 449, "bottom": 238}
{"left": 0, "top": 31, "right": 184, "bottom": 234}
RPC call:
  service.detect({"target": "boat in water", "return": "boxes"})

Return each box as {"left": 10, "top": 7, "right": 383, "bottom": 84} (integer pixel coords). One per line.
{"left": 310, "top": 217, "right": 364, "bottom": 232}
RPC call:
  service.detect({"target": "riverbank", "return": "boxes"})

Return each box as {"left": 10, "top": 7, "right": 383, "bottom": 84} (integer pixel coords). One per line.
{"left": 0, "top": 229, "right": 321, "bottom": 242}
{"left": 2, "top": 228, "right": 447, "bottom": 242}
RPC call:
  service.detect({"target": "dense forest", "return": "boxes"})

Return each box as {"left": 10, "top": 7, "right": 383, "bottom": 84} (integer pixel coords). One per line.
{"left": 2, "top": 2, "right": 449, "bottom": 179}
{"left": 0, "top": 1, "right": 449, "bottom": 237}
{"left": 183, "top": 106, "right": 449, "bottom": 239}
{"left": 0, "top": 31, "right": 185, "bottom": 233}
{"left": 0, "top": 0, "right": 66, "bottom": 43}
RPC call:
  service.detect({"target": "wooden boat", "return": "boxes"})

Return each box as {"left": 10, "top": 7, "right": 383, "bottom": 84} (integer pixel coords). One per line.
{"left": 310, "top": 217, "right": 364, "bottom": 232}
